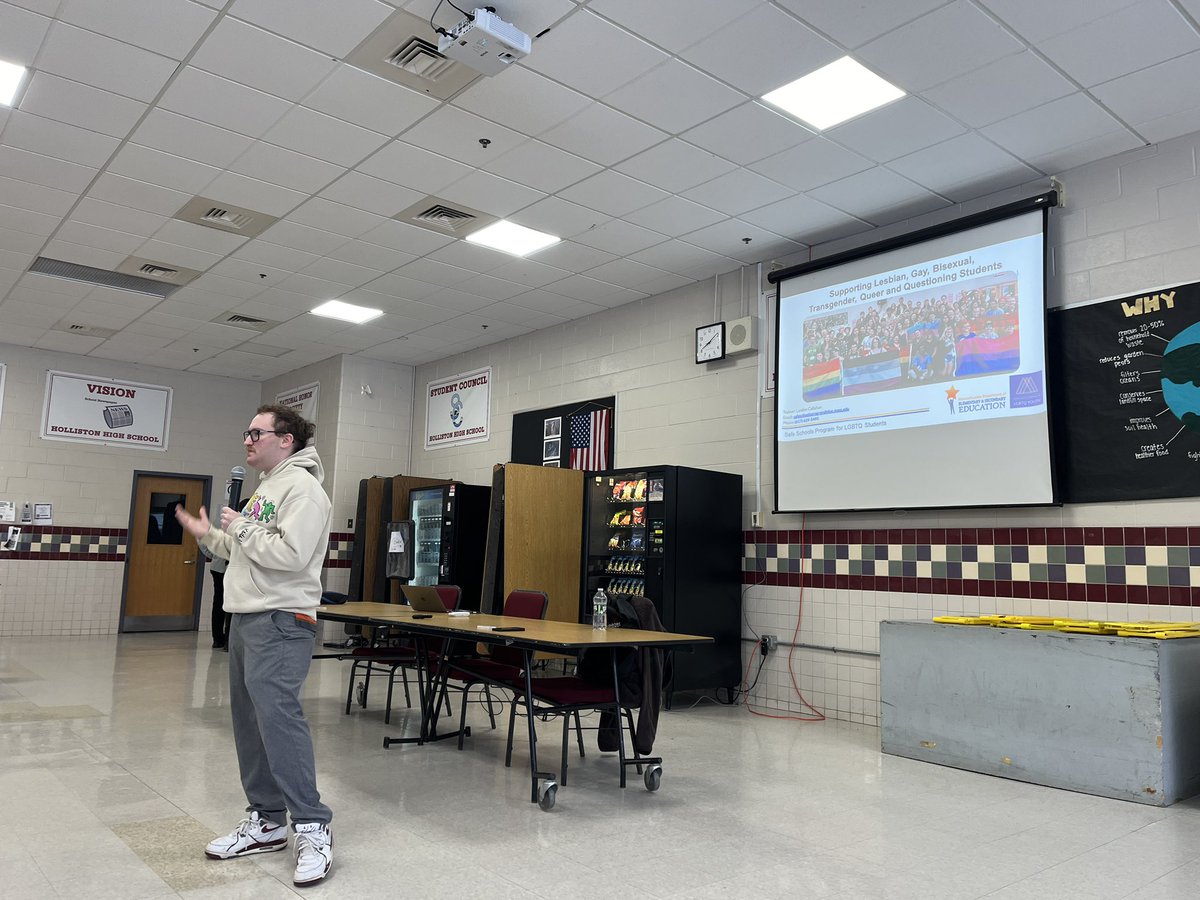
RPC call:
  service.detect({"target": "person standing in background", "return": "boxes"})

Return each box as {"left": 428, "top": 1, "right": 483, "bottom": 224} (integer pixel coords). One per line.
{"left": 207, "top": 548, "right": 229, "bottom": 649}
{"left": 174, "top": 404, "right": 334, "bottom": 886}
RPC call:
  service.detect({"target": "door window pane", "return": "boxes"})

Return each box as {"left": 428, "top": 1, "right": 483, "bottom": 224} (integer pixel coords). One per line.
{"left": 148, "top": 492, "right": 186, "bottom": 544}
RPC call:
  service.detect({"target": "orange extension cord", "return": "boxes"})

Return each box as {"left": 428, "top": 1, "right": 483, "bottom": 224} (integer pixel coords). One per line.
{"left": 743, "top": 513, "right": 825, "bottom": 721}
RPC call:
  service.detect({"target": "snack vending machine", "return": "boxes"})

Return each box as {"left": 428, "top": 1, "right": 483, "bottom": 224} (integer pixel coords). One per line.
{"left": 409, "top": 482, "right": 491, "bottom": 610}
{"left": 581, "top": 465, "right": 742, "bottom": 695}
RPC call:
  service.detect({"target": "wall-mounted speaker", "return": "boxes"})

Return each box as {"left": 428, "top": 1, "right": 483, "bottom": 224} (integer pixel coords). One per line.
{"left": 726, "top": 315, "right": 758, "bottom": 356}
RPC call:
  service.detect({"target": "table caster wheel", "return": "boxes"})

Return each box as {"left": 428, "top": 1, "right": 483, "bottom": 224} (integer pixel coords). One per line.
{"left": 356, "top": 682, "right": 366, "bottom": 707}
{"left": 644, "top": 764, "right": 662, "bottom": 792}
{"left": 538, "top": 779, "right": 558, "bottom": 811}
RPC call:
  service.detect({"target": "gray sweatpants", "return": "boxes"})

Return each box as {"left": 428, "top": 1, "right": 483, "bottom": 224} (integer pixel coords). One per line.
{"left": 228, "top": 610, "right": 332, "bottom": 827}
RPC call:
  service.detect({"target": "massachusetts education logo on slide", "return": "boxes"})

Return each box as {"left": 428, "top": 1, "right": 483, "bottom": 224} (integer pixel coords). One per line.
{"left": 1010, "top": 371, "right": 1044, "bottom": 409}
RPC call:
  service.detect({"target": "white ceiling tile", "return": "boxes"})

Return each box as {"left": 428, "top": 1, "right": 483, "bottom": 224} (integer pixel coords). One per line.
{"left": 0, "top": 248, "right": 36, "bottom": 271}
{"left": 1025, "top": 130, "right": 1143, "bottom": 175}
{"left": 1093, "top": 50, "right": 1200, "bottom": 136}
{"left": 603, "top": 59, "right": 745, "bottom": 134}
{"left": 259, "top": 220, "right": 351, "bottom": 255}
{"left": 356, "top": 140, "right": 473, "bottom": 193}
{"left": 264, "top": 106, "right": 389, "bottom": 167}
{"left": 357, "top": 219, "right": 455, "bottom": 256}
{"left": 0, "top": 173, "right": 77, "bottom": 216}
{"left": 780, "top": 0, "right": 947, "bottom": 49}
{"left": 276, "top": 271, "right": 355, "bottom": 298}
{"left": 508, "top": 196, "right": 608, "bottom": 239}
{"left": 426, "top": 240, "right": 513, "bottom": 274}
{"left": 680, "top": 4, "right": 840, "bottom": 96}
{"left": 484, "top": 258, "right": 570, "bottom": 289}
{"left": 923, "top": 52, "right": 1076, "bottom": 129}
{"left": 203, "top": 171, "right": 307, "bottom": 217}
{"left": 55, "top": 0, "right": 217, "bottom": 59}
{"left": 452, "top": 66, "right": 592, "bottom": 137}
{"left": 858, "top": 1, "right": 1025, "bottom": 92}
{"left": 2, "top": 113, "right": 118, "bottom": 170}
{"left": 401, "top": 106, "right": 528, "bottom": 166}
{"left": 136, "top": 238, "right": 224, "bottom": 270}
{"left": 228, "top": 142, "right": 343, "bottom": 194}
{"left": 160, "top": 68, "right": 293, "bottom": 139}
{"left": 439, "top": 154, "right": 554, "bottom": 215}
{"left": 523, "top": 9, "right": 669, "bottom": 97}
{"left": 614, "top": 139, "right": 736, "bottom": 193}
{"left": 623, "top": 196, "right": 727, "bottom": 237}
{"left": 588, "top": 0, "right": 760, "bottom": 54}
{"left": 153, "top": 219, "right": 249, "bottom": 255}
{"left": 0, "top": 2, "right": 51, "bottom": 66}
{"left": 473, "top": 301, "right": 566, "bottom": 328}
{"left": 529, "top": 241, "right": 617, "bottom": 272}
{"left": 888, "top": 132, "right": 1040, "bottom": 199}
{"left": 352, "top": 274, "right": 439, "bottom": 303}
{"left": 627, "top": 240, "right": 739, "bottom": 279}
{"left": 288, "top": 199, "right": 386, "bottom": 238}
{"left": 0, "top": 201, "right": 60, "bottom": 235}
{"left": 34, "top": 330, "right": 104, "bottom": 353}
{"left": 0, "top": 223, "right": 47, "bottom": 253}
{"left": 480, "top": 140, "right": 601, "bottom": 193}
{"left": 981, "top": 93, "right": 1133, "bottom": 161}
{"left": 558, "top": 171, "right": 670, "bottom": 218}
{"left": 71, "top": 199, "right": 168, "bottom": 237}
{"left": 420, "top": 287, "right": 492, "bottom": 313}
{"left": 1038, "top": 1, "right": 1200, "bottom": 88}
{"left": 40, "top": 240, "right": 126, "bottom": 269}
{"left": 573, "top": 218, "right": 668, "bottom": 256}
{"left": 681, "top": 219, "right": 804, "bottom": 263}
{"left": 807, "top": 166, "right": 948, "bottom": 223}
{"left": 391, "top": 258, "right": 475, "bottom": 288}
{"left": 504, "top": 287, "right": 603, "bottom": 318}
{"left": 748, "top": 137, "right": 873, "bottom": 192}
{"left": 227, "top": 241, "right": 318, "bottom": 273}
{"left": 977, "top": 0, "right": 1140, "bottom": 43}
{"left": 19, "top": 72, "right": 148, "bottom": 139}
{"left": 229, "top": 0, "right": 393, "bottom": 56}
{"left": 0, "top": 145, "right": 96, "bottom": 192}
{"left": 86, "top": 173, "right": 192, "bottom": 216}
{"left": 682, "top": 102, "right": 814, "bottom": 166}
{"left": 325, "top": 239, "right": 415, "bottom": 273}
{"left": 539, "top": 104, "right": 667, "bottom": 166}
{"left": 304, "top": 65, "right": 440, "bottom": 137}
{"left": 681, "top": 168, "right": 792, "bottom": 217}
{"left": 736, "top": 193, "right": 866, "bottom": 245}
{"left": 300, "top": 256, "right": 386, "bottom": 285}
{"left": 106, "top": 143, "right": 219, "bottom": 195}
{"left": 545, "top": 274, "right": 643, "bottom": 307}
{"left": 132, "top": 109, "right": 256, "bottom": 169}
{"left": 319, "top": 172, "right": 425, "bottom": 217}
{"left": 189, "top": 17, "right": 338, "bottom": 101}
{"left": 38, "top": 21, "right": 178, "bottom": 102}
{"left": 827, "top": 97, "right": 965, "bottom": 163}
{"left": 582, "top": 257, "right": 679, "bottom": 291}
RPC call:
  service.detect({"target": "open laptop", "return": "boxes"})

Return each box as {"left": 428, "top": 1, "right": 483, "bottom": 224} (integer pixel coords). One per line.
{"left": 400, "top": 584, "right": 450, "bottom": 613}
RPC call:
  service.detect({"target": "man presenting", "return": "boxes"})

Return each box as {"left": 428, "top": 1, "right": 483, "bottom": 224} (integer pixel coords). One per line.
{"left": 175, "top": 404, "right": 334, "bottom": 886}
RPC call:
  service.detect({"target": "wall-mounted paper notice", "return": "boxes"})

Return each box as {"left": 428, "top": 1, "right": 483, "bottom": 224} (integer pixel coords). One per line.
{"left": 0, "top": 501, "right": 14, "bottom": 523}
{"left": 33, "top": 503, "right": 52, "bottom": 526}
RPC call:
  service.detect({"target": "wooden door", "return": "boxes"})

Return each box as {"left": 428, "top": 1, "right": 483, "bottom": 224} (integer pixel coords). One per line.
{"left": 121, "top": 474, "right": 208, "bottom": 632}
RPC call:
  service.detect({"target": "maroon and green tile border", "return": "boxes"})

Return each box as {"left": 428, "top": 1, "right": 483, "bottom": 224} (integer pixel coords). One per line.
{"left": 743, "top": 527, "right": 1200, "bottom": 606}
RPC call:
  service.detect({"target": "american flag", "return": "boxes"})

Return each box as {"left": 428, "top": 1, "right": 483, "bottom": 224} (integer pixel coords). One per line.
{"left": 568, "top": 408, "right": 610, "bottom": 470}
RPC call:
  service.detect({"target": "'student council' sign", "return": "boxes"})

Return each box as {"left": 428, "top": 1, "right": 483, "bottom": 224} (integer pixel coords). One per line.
{"left": 425, "top": 367, "right": 491, "bottom": 449}
{"left": 41, "top": 370, "right": 172, "bottom": 451}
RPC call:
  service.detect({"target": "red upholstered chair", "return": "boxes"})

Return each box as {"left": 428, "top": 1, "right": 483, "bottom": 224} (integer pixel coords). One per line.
{"left": 442, "top": 589, "right": 549, "bottom": 749}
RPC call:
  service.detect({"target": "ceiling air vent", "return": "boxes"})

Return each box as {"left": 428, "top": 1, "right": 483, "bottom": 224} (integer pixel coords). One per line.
{"left": 396, "top": 196, "right": 496, "bottom": 238}
{"left": 139, "top": 264, "right": 178, "bottom": 278}
{"left": 174, "top": 197, "right": 278, "bottom": 238}
{"left": 346, "top": 8, "right": 481, "bottom": 100}
{"left": 51, "top": 321, "right": 118, "bottom": 339}
{"left": 115, "top": 256, "right": 202, "bottom": 287}
{"left": 29, "top": 257, "right": 183, "bottom": 298}
{"left": 386, "top": 37, "right": 456, "bottom": 81}
{"left": 213, "top": 311, "right": 279, "bottom": 333}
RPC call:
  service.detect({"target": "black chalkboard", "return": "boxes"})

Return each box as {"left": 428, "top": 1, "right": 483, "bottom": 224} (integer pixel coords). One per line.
{"left": 1051, "top": 280, "right": 1200, "bottom": 502}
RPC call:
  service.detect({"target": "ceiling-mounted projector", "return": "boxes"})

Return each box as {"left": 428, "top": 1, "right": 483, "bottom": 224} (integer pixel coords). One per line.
{"left": 438, "top": 9, "right": 531, "bottom": 76}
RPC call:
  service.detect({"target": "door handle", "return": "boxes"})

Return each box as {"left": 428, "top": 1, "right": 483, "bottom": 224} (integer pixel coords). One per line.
{"left": 184, "top": 559, "right": 196, "bottom": 565}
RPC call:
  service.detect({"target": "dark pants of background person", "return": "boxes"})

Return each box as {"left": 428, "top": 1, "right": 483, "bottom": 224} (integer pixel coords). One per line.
{"left": 211, "top": 571, "right": 229, "bottom": 648}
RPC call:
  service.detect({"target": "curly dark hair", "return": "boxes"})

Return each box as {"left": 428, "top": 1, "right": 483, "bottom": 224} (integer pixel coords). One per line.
{"left": 257, "top": 404, "right": 315, "bottom": 453}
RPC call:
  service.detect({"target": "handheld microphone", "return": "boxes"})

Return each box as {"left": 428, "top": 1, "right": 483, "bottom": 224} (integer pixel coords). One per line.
{"left": 228, "top": 466, "right": 246, "bottom": 512}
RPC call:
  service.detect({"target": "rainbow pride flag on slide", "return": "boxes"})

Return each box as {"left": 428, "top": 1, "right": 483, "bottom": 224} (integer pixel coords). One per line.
{"left": 803, "top": 358, "right": 842, "bottom": 400}
{"left": 956, "top": 333, "right": 1019, "bottom": 376}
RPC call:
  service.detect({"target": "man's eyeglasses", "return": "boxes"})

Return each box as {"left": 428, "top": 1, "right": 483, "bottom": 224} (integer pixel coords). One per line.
{"left": 243, "top": 429, "right": 280, "bottom": 443}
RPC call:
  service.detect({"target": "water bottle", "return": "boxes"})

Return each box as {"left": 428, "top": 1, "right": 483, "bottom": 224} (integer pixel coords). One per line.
{"left": 592, "top": 588, "right": 608, "bottom": 630}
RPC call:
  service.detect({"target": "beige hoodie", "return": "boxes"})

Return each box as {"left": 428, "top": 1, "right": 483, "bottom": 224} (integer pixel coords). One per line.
{"left": 200, "top": 446, "right": 331, "bottom": 615}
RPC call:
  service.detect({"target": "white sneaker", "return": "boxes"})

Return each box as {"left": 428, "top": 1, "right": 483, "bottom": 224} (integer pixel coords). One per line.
{"left": 293, "top": 822, "right": 333, "bottom": 886}
{"left": 205, "top": 811, "right": 287, "bottom": 859}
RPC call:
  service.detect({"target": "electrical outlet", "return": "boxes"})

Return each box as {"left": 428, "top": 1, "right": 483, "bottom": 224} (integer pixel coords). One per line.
{"left": 751, "top": 510, "right": 762, "bottom": 528}
{"left": 346, "top": 518, "right": 353, "bottom": 529}
{"left": 760, "top": 634, "right": 778, "bottom": 655}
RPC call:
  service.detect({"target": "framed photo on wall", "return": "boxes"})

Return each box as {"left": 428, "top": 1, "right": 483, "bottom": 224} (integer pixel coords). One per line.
{"left": 544, "top": 416, "right": 561, "bottom": 438}
{"left": 543, "top": 438, "right": 561, "bottom": 460}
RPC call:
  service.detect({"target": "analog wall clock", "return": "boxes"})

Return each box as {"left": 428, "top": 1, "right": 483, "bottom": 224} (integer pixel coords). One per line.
{"left": 695, "top": 322, "right": 726, "bottom": 363}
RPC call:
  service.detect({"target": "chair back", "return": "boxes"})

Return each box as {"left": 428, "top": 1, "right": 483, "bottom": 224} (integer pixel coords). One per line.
{"left": 503, "top": 589, "right": 549, "bottom": 620}
{"left": 434, "top": 584, "right": 462, "bottom": 612}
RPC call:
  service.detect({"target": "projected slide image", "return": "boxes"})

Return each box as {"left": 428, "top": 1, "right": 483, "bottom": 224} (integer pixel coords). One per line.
{"left": 800, "top": 272, "right": 1020, "bottom": 402}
